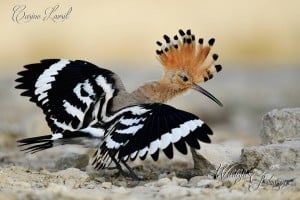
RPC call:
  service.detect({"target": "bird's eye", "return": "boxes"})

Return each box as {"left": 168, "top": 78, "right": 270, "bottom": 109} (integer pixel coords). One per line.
{"left": 181, "top": 76, "right": 188, "bottom": 82}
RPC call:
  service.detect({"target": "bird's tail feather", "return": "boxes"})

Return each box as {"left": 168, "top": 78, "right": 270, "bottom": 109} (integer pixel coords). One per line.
{"left": 18, "top": 135, "right": 54, "bottom": 154}
{"left": 18, "top": 130, "right": 104, "bottom": 154}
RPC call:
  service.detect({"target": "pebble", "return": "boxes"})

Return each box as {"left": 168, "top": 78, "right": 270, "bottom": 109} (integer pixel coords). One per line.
{"left": 85, "top": 183, "right": 96, "bottom": 189}
{"left": 154, "top": 178, "right": 172, "bottom": 187}
{"left": 101, "top": 182, "right": 112, "bottom": 189}
{"left": 171, "top": 176, "right": 188, "bottom": 186}
{"left": 115, "top": 181, "right": 127, "bottom": 187}
{"left": 157, "top": 173, "right": 168, "bottom": 179}
{"left": 93, "top": 176, "right": 106, "bottom": 183}
{"left": 230, "top": 178, "right": 249, "bottom": 190}
{"left": 189, "top": 176, "right": 211, "bottom": 186}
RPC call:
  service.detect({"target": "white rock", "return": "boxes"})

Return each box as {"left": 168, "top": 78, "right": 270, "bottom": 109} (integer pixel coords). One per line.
{"left": 260, "top": 108, "right": 300, "bottom": 144}
{"left": 241, "top": 140, "right": 300, "bottom": 170}
{"left": 101, "top": 182, "right": 112, "bottom": 189}
{"left": 154, "top": 178, "right": 172, "bottom": 187}
{"left": 195, "top": 140, "right": 243, "bottom": 167}
{"left": 189, "top": 176, "right": 211, "bottom": 186}
{"left": 171, "top": 176, "right": 188, "bottom": 186}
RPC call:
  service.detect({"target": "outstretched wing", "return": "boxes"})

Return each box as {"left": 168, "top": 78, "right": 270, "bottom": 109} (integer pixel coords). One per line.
{"left": 92, "top": 103, "right": 213, "bottom": 169}
{"left": 15, "top": 59, "right": 118, "bottom": 133}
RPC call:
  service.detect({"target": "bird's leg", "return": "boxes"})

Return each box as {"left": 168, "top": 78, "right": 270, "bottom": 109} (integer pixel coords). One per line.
{"left": 109, "top": 156, "right": 142, "bottom": 180}
{"left": 110, "top": 156, "right": 129, "bottom": 177}
{"left": 120, "top": 160, "right": 143, "bottom": 181}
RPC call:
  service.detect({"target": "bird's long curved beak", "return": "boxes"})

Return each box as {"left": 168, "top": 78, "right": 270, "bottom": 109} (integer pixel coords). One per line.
{"left": 192, "top": 84, "right": 223, "bottom": 107}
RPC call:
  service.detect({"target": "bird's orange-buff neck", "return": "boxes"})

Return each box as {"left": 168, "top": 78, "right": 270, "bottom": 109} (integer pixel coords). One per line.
{"left": 131, "top": 79, "right": 187, "bottom": 104}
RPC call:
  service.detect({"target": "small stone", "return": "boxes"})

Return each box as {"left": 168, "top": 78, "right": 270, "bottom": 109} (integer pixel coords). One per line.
{"left": 189, "top": 176, "right": 210, "bottom": 186}
{"left": 155, "top": 177, "right": 172, "bottom": 187}
{"left": 93, "top": 176, "right": 106, "bottom": 183}
{"left": 157, "top": 173, "right": 168, "bottom": 179}
{"left": 54, "top": 152, "right": 89, "bottom": 170}
{"left": 171, "top": 176, "right": 188, "bottom": 186}
{"left": 101, "top": 182, "right": 112, "bottom": 189}
{"left": 260, "top": 108, "right": 300, "bottom": 144}
{"left": 229, "top": 178, "right": 249, "bottom": 190}
{"left": 85, "top": 183, "right": 95, "bottom": 189}
{"left": 222, "top": 177, "right": 242, "bottom": 188}
{"left": 115, "top": 181, "right": 127, "bottom": 187}
{"left": 222, "top": 179, "right": 234, "bottom": 188}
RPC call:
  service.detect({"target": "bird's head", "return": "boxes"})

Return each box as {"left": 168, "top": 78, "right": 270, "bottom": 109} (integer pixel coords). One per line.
{"left": 156, "top": 29, "right": 223, "bottom": 106}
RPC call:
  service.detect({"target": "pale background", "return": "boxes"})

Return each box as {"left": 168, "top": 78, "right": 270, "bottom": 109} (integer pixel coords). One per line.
{"left": 0, "top": 0, "right": 299, "bottom": 147}
{"left": 1, "top": 0, "right": 300, "bottom": 67}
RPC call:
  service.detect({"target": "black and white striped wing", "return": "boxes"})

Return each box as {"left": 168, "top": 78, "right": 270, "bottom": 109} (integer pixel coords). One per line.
{"left": 15, "top": 59, "right": 118, "bottom": 133}
{"left": 93, "top": 103, "right": 213, "bottom": 169}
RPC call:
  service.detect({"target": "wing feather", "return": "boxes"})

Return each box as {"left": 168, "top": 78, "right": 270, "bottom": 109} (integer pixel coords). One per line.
{"left": 93, "top": 103, "right": 213, "bottom": 168}
{"left": 15, "top": 59, "right": 118, "bottom": 133}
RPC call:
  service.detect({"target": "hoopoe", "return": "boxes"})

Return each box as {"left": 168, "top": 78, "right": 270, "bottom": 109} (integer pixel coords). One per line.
{"left": 15, "top": 29, "right": 222, "bottom": 179}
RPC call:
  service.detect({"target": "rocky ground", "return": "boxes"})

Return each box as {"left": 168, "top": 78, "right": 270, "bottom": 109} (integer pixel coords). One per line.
{"left": 0, "top": 67, "right": 300, "bottom": 199}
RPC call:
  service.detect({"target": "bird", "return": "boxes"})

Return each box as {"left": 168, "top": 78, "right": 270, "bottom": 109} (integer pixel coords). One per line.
{"left": 15, "top": 29, "right": 222, "bottom": 179}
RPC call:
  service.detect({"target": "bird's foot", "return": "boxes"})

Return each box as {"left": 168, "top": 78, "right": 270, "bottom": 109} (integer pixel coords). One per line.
{"left": 110, "top": 156, "right": 143, "bottom": 181}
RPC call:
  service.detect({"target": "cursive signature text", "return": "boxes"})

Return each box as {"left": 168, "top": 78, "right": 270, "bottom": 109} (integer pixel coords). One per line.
{"left": 213, "top": 163, "right": 292, "bottom": 191}
{"left": 12, "top": 5, "right": 72, "bottom": 23}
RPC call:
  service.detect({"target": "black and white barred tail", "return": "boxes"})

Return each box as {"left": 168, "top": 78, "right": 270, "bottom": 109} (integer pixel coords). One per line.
{"left": 17, "top": 128, "right": 106, "bottom": 153}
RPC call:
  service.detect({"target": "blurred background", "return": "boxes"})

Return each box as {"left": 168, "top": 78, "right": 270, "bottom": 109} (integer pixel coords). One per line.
{"left": 0, "top": 0, "right": 299, "bottom": 161}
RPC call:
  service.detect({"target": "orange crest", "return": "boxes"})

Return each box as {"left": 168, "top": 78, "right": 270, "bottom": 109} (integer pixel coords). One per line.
{"left": 156, "top": 29, "right": 222, "bottom": 83}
